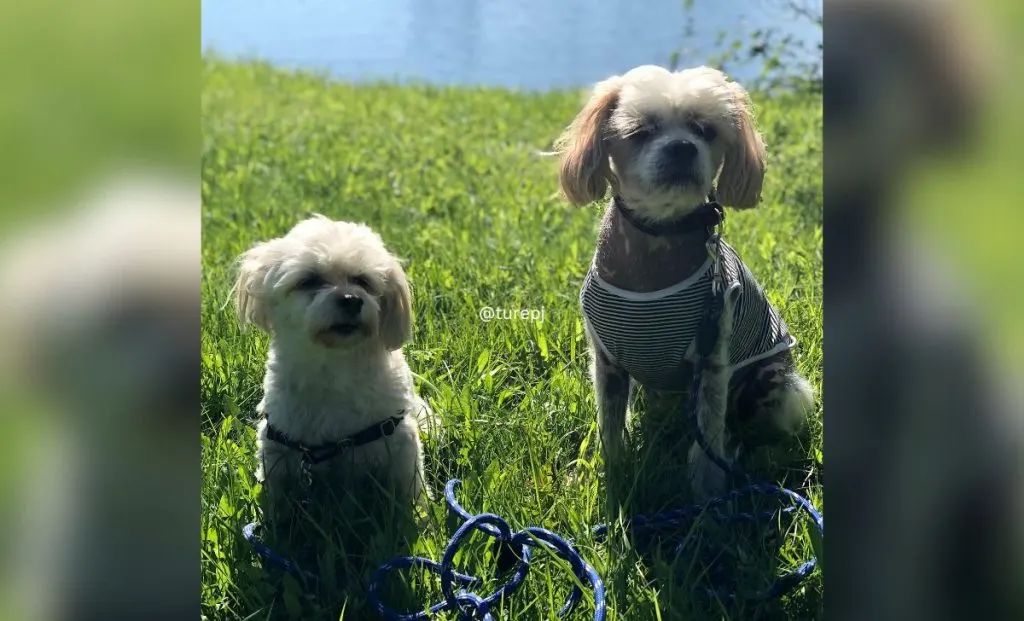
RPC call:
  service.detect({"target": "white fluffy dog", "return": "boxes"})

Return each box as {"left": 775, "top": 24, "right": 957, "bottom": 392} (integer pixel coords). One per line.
{"left": 233, "top": 215, "right": 432, "bottom": 516}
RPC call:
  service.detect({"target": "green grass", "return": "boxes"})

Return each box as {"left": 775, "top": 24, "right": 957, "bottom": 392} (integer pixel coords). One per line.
{"left": 201, "top": 57, "right": 822, "bottom": 620}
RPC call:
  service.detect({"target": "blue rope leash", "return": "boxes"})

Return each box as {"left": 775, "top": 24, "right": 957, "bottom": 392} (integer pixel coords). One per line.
{"left": 241, "top": 521, "right": 319, "bottom": 584}
{"left": 242, "top": 363, "right": 824, "bottom": 616}
{"left": 243, "top": 466, "right": 822, "bottom": 619}
{"left": 367, "top": 479, "right": 606, "bottom": 621}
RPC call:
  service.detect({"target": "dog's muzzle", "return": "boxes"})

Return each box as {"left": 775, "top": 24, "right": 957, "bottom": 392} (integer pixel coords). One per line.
{"left": 655, "top": 140, "right": 700, "bottom": 187}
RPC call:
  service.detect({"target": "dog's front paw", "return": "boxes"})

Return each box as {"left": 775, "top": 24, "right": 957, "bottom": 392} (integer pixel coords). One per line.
{"left": 688, "top": 441, "right": 727, "bottom": 502}
{"left": 414, "top": 399, "right": 445, "bottom": 443}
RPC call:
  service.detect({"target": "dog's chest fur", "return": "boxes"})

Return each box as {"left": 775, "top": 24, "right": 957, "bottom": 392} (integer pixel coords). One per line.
{"left": 258, "top": 347, "right": 413, "bottom": 445}
{"left": 593, "top": 206, "right": 710, "bottom": 291}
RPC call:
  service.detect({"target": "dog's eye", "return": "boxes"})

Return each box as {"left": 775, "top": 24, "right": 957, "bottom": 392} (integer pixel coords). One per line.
{"left": 350, "top": 275, "right": 372, "bottom": 290}
{"left": 630, "top": 126, "right": 656, "bottom": 142}
{"left": 688, "top": 121, "right": 716, "bottom": 142}
{"left": 295, "top": 273, "right": 326, "bottom": 291}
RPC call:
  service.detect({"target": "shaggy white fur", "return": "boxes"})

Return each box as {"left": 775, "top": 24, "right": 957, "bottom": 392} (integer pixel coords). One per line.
{"left": 555, "top": 64, "right": 767, "bottom": 219}
{"left": 234, "top": 215, "right": 433, "bottom": 514}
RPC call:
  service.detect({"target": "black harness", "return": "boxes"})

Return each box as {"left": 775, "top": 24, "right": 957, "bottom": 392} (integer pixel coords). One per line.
{"left": 614, "top": 190, "right": 725, "bottom": 237}
{"left": 265, "top": 411, "right": 406, "bottom": 466}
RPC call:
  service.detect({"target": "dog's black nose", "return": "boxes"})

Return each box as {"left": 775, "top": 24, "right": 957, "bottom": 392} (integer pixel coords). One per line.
{"left": 662, "top": 140, "right": 699, "bottom": 166}
{"left": 337, "top": 294, "right": 363, "bottom": 314}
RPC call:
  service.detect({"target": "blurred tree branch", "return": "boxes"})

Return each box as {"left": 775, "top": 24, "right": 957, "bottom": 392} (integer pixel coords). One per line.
{"left": 784, "top": 0, "right": 824, "bottom": 28}
{"left": 676, "top": 0, "right": 822, "bottom": 93}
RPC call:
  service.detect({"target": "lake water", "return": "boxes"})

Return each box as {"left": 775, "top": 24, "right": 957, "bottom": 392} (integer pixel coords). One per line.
{"left": 201, "top": 0, "right": 820, "bottom": 91}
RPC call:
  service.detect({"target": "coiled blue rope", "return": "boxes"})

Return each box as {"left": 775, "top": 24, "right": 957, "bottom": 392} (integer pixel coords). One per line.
{"left": 365, "top": 472, "right": 821, "bottom": 620}
{"left": 367, "top": 479, "right": 607, "bottom": 621}
{"left": 243, "top": 448, "right": 822, "bottom": 619}
{"left": 242, "top": 369, "right": 823, "bottom": 617}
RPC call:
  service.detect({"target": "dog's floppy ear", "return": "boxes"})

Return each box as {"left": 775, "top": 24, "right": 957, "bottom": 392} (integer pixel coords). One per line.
{"left": 233, "top": 242, "right": 276, "bottom": 332}
{"left": 379, "top": 261, "right": 412, "bottom": 351}
{"left": 554, "top": 76, "right": 623, "bottom": 206}
{"left": 717, "top": 82, "right": 767, "bottom": 209}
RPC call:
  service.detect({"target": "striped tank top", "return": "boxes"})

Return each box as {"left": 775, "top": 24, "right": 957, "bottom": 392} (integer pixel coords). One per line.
{"left": 579, "top": 241, "right": 796, "bottom": 392}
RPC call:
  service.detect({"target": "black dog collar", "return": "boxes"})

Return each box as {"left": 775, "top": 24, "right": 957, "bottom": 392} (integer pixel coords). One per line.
{"left": 615, "top": 192, "right": 724, "bottom": 236}
{"left": 266, "top": 411, "right": 406, "bottom": 465}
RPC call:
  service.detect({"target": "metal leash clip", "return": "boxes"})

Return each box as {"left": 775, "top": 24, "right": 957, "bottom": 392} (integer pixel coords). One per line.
{"left": 704, "top": 189, "right": 727, "bottom": 297}
{"left": 706, "top": 224, "right": 725, "bottom": 297}
{"left": 300, "top": 456, "right": 315, "bottom": 488}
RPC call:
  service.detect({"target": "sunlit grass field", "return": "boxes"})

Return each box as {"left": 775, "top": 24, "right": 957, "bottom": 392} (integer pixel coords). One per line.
{"left": 201, "top": 57, "right": 822, "bottom": 620}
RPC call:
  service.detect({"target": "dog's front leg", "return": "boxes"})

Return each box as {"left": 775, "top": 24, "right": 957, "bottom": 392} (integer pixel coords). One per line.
{"left": 588, "top": 326, "right": 631, "bottom": 465}
{"left": 255, "top": 419, "right": 302, "bottom": 524}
